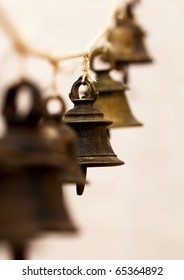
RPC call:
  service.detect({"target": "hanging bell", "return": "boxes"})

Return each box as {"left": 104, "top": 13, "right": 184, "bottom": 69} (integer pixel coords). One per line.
{"left": 90, "top": 47, "right": 142, "bottom": 128}
{"left": 0, "top": 80, "right": 77, "bottom": 246}
{"left": 107, "top": 3, "right": 153, "bottom": 68}
{"left": 64, "top": 76, "right": 124, "bottom": 196}
{"left": 41, "top": 95, "right": 85, "bottom": 186}
{"left": 0, "top": 81, "right": 42, "bottom": 247}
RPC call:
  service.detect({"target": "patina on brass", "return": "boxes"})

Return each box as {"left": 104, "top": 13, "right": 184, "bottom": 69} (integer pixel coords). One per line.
{"left": 107, "top": 3, "right": 153, "bottom": 68}
{"left": 90, "top": 48, "right": 142, "bottom": 128}
{"left": 0, "top": 80, "right": 77, "bottom": 252}
{"left": 64, "top": 76, "right": 124, "bottom": 196}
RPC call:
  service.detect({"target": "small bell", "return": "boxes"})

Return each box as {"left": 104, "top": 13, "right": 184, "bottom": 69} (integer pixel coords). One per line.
{"left": 41, "top": 95, "right": 85, "bottom": 185}
{"left": 90, "top": 47, "right": 142, "bottom": 128}
{"left": 64, "top": 76, "right": 124, "bottom": 196}
{"left": 107, "top": 3, "right": 153, "bottom": 67}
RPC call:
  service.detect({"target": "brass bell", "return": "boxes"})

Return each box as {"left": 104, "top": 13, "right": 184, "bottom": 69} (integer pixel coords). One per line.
{"left": 41, "top": 95, "right": 85, "bottom": 185}
{"left": 90, "top": 48, "right": 142, "bottom": 128}
{"left": 64, "top": 76, "right": 124, "bottom": 196}
{"left": 107, "top": 3, "right": 153, "bottom": 67}
{"left": 0, "top": 80, "right": 77, "bottom": 256}
{"left": 0, "top": 81, "right": 43, "bottom": 258}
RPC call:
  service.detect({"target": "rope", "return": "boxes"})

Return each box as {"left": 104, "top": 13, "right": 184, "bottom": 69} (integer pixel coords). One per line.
{"left": 0, "top": 0, "right": 120, "bottom": 80}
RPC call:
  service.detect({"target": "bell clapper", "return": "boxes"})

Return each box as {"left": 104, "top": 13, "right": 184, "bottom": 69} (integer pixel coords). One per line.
{"left": 122, "top": 63, "right": 129, "bottom": 85}
{"left": 76, "top": 166, "right": 87, "bottom": 196}
{"left": 10, "top": 242, "right": 27, "bottom": 260}
{"left": 106, "top": 128, "right": 111, "bottom": 139}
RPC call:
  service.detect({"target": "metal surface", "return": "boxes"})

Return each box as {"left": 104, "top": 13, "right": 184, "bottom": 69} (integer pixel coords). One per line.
{"left": 64, "top": 76, "right": 124, "bottom": 195}
{"left": 90, "top": 48, "right": 142, "bottom": 128}
{"left": 107, "top": 3, "right": 153, "bottom": 67}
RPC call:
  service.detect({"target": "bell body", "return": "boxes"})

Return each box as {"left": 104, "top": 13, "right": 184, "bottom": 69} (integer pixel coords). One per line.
{"left": 94, "top": 71, "right": 142, "bottom": 128}
{"left": 18, "top": 124, "right": 78, "bottom": 233}
{"left": 0, "top": 167, "right": 39, "bottom": 243}
{"left": 108, "top": 7, "right": 153, "bottom": 67}
{"left": 28, "top": 168, "right": 77, "bottom": 233}
{"left": 66, "top": 119, "right": 122, "bottom": 167}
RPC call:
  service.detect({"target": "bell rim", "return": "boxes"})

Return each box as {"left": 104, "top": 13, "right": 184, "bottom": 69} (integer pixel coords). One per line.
{"left": 115, "top": 57, "right": 153, "bottom": 67}
{"left": 94, "top": 85, "right": 127, "bottom": 93}
{"left": 40, "top": 224, "right": 78, "bottom": 233}
{"left": 110, "top": 121, "right": 143, "bottom": 128}
{"left": 65, "top": 120, "right": 113, "bottom": 125}
{"left": 78, "top": 156, "right": 124, "bottom": 167}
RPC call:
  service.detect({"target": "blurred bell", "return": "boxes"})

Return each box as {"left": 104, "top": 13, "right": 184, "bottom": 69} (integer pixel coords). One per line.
{"left": 107, "top": 3, "right": 153, "bottom": 68}
{"left": 41, "top": 95, "right": 85, "bottom": 185}
{"left": 0, "top": 81, "right": 43, "bottom": 248}
{"left": 0, "top": 80, "right": 77, "bottom": 244}
{"left": 64, "top": 76, "right": 124, "bottom": 196}
{"left": 90, "top": 47, "right": 142, "bottom": 128}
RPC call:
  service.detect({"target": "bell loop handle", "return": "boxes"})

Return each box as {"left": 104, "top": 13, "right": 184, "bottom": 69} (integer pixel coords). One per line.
{"left": 90, "top": 47, "right": 116, "bottom": 73}
{"left": 69, "top": 76, "right": 98, "bottom": 103}
{"left": 2, "top": 80, "right": 42, "bottom": 126}
{"left": 42, "top": 95, "right": 66, "bottom": 121}
{"left": 115, "top": 2, "right": 134, "bottom": 25}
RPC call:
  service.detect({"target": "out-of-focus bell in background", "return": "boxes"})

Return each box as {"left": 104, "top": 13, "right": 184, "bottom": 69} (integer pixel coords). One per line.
{"left": 0, "top": 0, "right": 184, "bottom": 259}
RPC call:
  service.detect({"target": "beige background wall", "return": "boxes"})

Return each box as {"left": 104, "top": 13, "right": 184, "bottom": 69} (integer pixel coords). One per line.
{"left": 0, "top": 0, "right": 184, "bottom": 259}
